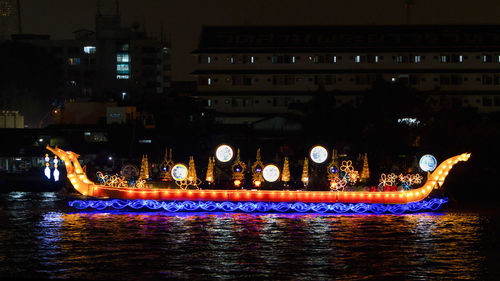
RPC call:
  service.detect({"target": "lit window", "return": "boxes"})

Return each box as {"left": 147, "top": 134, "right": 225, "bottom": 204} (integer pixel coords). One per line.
{"left": 292, "top": 56, "right": 296, "bottom": 63}
{"left": 117, "top": 75, "right": 130, "bottom": 79}
{"left": 375, "top": 56, "right": 379, "bottom": 63}
{"left": 208, "top": 78, "right": 211, "bottom": 85}
{"left": 355, "top": 56, "right": 361, "bottom": 63}
{"left": 117, "top": 53, "right": 130, "bottom": 63}
{"left": 207, "top": 99, "right": 212, "bottom": 107}
{"left": 440, "top": 55, "right": 447, "bottom": 63}
{"left": 117, "top": 64, "right": 129, "bottom": 73}
{"left": 208, "top": 56, "right": 211, "bottom": 64}
{"left": 83, "top": 46, "right": 96, "bottom": 54}
{"left": 230, "top": 56, "right": 235, "bottom": 64}
{"left": 414, "top": 55, "right": 421, "bottom": 63}
{"left": 251, "top": 56, "right": 255, "bottom": 63}
{"left": 459, "top": 55, "right": 463, "bottom": 63}
{"left": 68, "top": 58, "right": 80, "bottom": 65}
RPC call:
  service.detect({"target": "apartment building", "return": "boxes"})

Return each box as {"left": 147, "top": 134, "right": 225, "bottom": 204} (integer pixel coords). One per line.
{"left": 193, "top": 25, "right": 500, "bottom": 126}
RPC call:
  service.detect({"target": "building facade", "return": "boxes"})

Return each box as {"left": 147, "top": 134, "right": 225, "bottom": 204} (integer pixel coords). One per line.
{"left": 193, "top": 25, "right": 500, "bottom": 126}
{"left": 9, "top": 5, "right": 171, "bottom": 101}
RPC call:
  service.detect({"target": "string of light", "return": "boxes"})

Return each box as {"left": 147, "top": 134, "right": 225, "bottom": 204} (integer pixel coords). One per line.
{"left": 68, "top": 198, "right": 448, "bottom": 214}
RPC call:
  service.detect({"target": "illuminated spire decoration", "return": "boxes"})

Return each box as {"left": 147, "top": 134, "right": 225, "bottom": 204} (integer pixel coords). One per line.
{"left": 282, "top": 157, "right": 290, "bottom": 183}
{"left": 187, "top": 156, "right": 197, "bottom": 182}
{"left": 301, "top": 157, "right": 309, "bottom": 187}
{"left": 360, "top": 153, "right": 370, "bottom": 182}
{"left": 139, "top": 155, "right": 149, "bottom": 180}
{"left": 231, "top": 149, "right": 246, "bottom": 187}
{"left": 327, "top": 149, "right": 340, "bottom": 181}
{"left": 251, "top": 148, "right": 264, "bottom": 187}
{"left": 205, "top": 157, "right": 214, "bottom": 184}
{"left": 160, "top": 148, "right": 174, "bottom": 181}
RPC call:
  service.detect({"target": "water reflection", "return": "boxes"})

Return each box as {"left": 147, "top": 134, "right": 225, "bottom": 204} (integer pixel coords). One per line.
{"left": 0, "top": 192, "right": 496, "bottom": 280}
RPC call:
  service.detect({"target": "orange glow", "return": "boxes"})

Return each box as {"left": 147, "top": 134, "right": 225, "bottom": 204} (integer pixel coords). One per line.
{"left": 234, "top": 180, "right": 241, "bottom": 187}
{"left": 254, "top": 180, "right": 261, "bottom": 188}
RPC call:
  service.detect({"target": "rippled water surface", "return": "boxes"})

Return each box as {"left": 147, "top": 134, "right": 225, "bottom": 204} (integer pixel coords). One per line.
{"left": 0, "top": 191, "right": 498, "bottom": 280}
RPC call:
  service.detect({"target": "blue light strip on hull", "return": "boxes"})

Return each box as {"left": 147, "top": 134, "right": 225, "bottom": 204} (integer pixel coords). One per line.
{"left": 68, "top": 198, "right": 448, "bottom": 214}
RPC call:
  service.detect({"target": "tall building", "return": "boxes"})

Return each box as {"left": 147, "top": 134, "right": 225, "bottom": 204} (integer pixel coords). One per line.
{"left": 9, "top": 2, "right": 171, "bottom": 101}
{"left": 193, "top": 25, "right": 500, "bottom": 126}
{"left": 0, "top": 0, "right": 20, "bottom": 40}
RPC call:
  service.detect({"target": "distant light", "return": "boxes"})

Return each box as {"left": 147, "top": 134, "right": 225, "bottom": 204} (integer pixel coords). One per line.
{"left": 108, "top": 156, "right": 113, "bottom": 161}
{"left": 38, "top": 138, "right": 43, "bottom": 142}
{"left": 171, "top": 164, "right": 188, "bottom": 181}
{"left": 122, "top": 92, "right": 126, "bottom": 100}
{"left": 391, "top": 77, "right": 397, "bottom": 82}
{"left": 310, "top": 146, "right": 328, "bottom": 164}
{"left": 420, "top": 155, "right": 437, "bottom": 172}
{"left": 263, "top": 164, "right": 280, "bottom": 182}
{"left": 216, "top": 144, "right": 234, "bottom": 162}
{"left": 84, "top": 132, "right": 91, "bottom": 136}
{"left": 398, "top": 118, "right": 421, "bottom": 126}
{"left": 138, "top": 139, "right": 152, "bottom": 144}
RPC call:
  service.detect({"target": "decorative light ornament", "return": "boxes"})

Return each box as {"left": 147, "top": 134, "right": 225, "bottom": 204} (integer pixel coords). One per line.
{"left": 419, "top": 154, "right": 437, "bottom": 172}
{"left": 231, "top": 149, "right": 246, "bottom": 184}
{"left": 216, "top": 144, "right": 234, "bottom": 162}
{"left": 263, "top": 164, "right": 280, "bottom": 182}
{"left": 360, "top": 153, "right": 370, "bottom": 182}
{"left": 281, "top": 157, "right": 290, "bottom": 183}
{"left": 44, "top": 153, "right": 51, "bottom": 179}
{"left": 301, "top": 157, "right": 309, "bottom": 187}
{"left": 171, "top": 164, "right": 188, "bottom": 181}
{"left": 205, "top": 157, "right": 215, "bottom": 184}
{"left": 53, "top": 156, "right": 60, "bottom": 182}
{"left": 139, "top": 155, "right": 150, "bottom": 180}
{"left": 251, "top": 148, "right": 264, "bottom": 187}
{"left": 160, "top": 148, "right": 174, "bottom": 181}
{"left": 310, "top": 146, "right": 328, "bottom": 164}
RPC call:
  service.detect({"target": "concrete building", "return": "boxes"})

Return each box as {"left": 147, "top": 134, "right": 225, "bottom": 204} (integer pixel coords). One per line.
{"left": 193, "top": 25, "right": 500, "bottom": 126}
{"left": 0, "top": 110, "right": 23, "bottom": 128}
{"left": 9, "top": 2, "right": 171, "bottom": 101}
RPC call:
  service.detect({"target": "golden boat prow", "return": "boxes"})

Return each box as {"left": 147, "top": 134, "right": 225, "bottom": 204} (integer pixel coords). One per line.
{"left": 46, "top": 145, "right": 470, "bottom": 205}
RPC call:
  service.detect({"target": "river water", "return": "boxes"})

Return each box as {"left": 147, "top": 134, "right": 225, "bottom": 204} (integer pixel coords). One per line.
{"left": 0, "top": 191, "right": 498, "bottom": 280}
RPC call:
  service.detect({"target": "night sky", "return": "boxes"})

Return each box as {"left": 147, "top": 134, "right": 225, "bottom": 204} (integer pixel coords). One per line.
{"left": 18, "top": 0, "right": 500, "bottom": 80}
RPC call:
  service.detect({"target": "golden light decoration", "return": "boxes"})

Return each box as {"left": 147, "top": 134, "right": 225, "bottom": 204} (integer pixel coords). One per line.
{"left": 360, "top": 153, "right": 370, "bottom": 182}
{"left": 97, "top": 171, "right": 128, "bottom": 187}
{"left": 135, "top": 179, "right": 146, "bottom": 188}
{"left": 330, "top": 176, "right": 347, "bottom": 191}
{"left": 251, "top": 148, "right": 264, "bottom": 187}
{"left": 175, "top": 157, "right": 202, "bottom": 189}
{"left": 160, "top": 148, "right": 174, "bottom": 181}
{"left": 301, "top": 157, "right": 309, "bottom": 187}
{"left": 379, "top": 173, "right": 397, "bottom": 188}
{"left": 327, "top": 149, "right": 339, "bottom": 181}
{"left": 340, "top": 160, "right": 359, "bottom": 184}
{"left": 205, "top": 157, "right": 215, "bottom": 184}
{"left": 232, "top": 149, "right": 246, "bottom": 182}
{"left": 282, "top": 157, "right": 290, "bottom": 183}
{"left": 139, "top": 155, "right": 150, "bottom": 180}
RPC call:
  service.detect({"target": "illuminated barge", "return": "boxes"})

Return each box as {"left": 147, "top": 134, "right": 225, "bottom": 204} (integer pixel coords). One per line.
{"left": 46, "top": 145, "right": 470, "bottom": 214}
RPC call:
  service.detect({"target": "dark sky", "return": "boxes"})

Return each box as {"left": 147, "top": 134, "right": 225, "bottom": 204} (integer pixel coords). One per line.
{"left": 19, "top": 0, "right": 500, "bottom": 80}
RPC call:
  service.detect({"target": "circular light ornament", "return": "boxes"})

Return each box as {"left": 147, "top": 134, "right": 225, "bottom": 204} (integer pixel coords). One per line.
{"left": 263, "top": 164, "right": 280, "bottom": 182}
{"left": 310, "top": 146, "right": 328, "bottom": 164}
{"left": 215, "top": 144, "right": 234, "bottom": 162}
{"left": 419, "top": 154, "right": 437, "bottom": 172}
{"left": 171, "top": 164, "right": 188, "bottom": 181}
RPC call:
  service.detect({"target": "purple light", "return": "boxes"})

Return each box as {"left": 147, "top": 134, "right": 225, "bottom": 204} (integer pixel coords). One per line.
{"left": 68, "top": 198, "right": 448, "bottom": 214}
